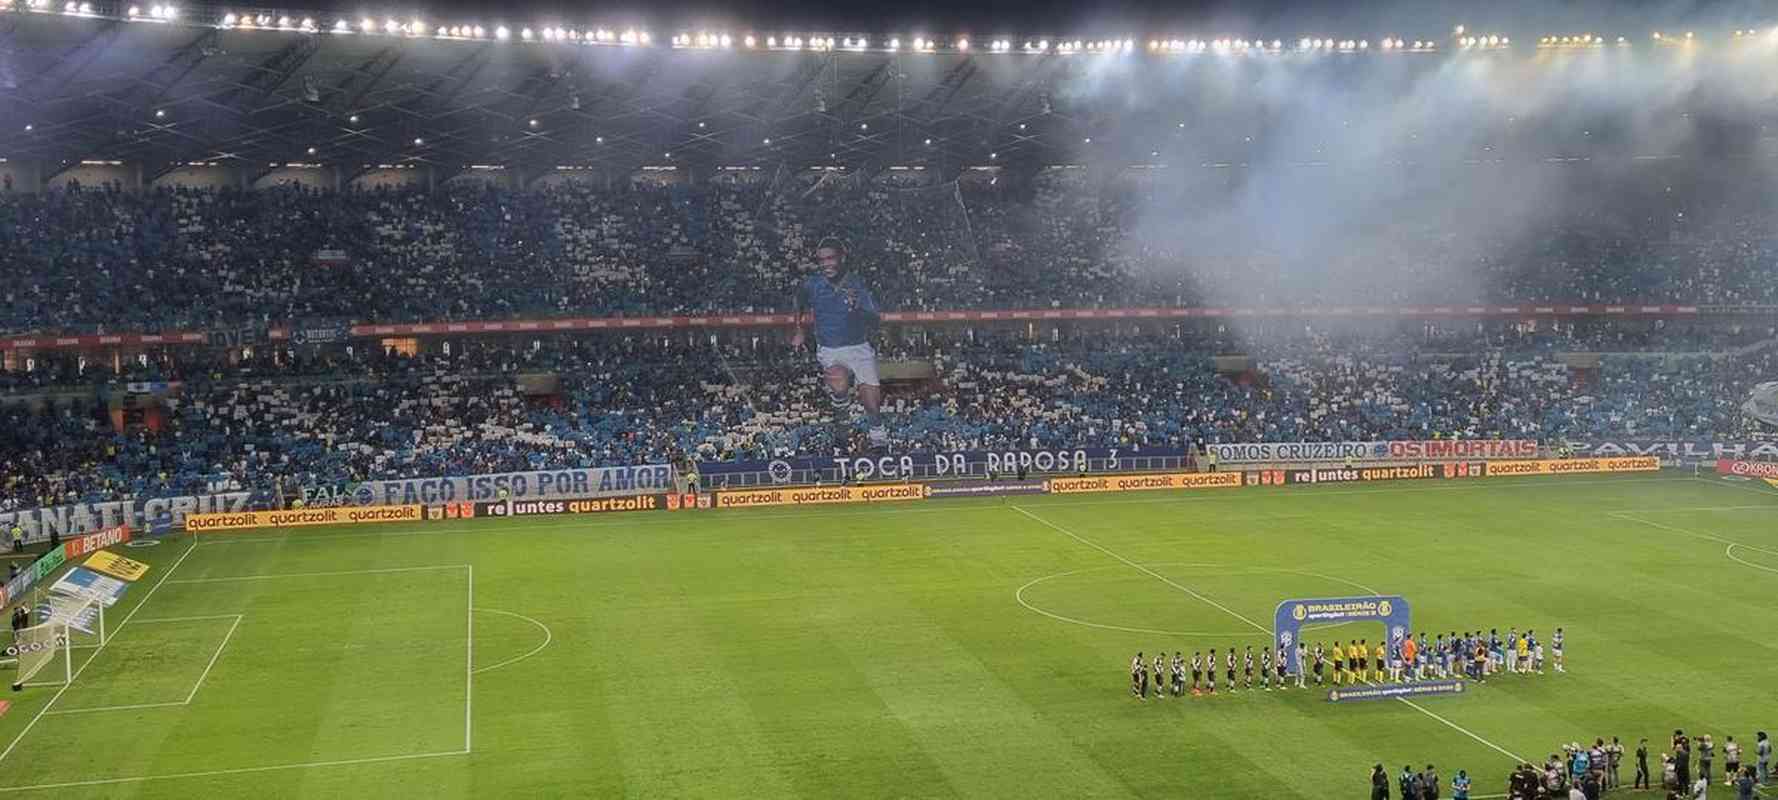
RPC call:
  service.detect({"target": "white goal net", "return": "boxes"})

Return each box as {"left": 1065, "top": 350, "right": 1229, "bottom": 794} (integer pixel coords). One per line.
{"left": 9, "top": 593, "right": 106, "bottom": 690}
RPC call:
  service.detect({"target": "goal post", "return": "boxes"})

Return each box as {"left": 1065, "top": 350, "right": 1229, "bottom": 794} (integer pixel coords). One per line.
{"left": 10, "top": 619, "right": 72, "bottom": 691}
{"left": 9, "top": 593, "right": 105, "bottom": 691}
{"left": 47, "top": 591, "right": 108, "bottom": 651}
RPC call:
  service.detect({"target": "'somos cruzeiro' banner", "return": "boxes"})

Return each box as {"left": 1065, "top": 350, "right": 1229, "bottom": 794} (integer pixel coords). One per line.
{"left": 1208, "top": 440, "right": 1537, "bottom": 464}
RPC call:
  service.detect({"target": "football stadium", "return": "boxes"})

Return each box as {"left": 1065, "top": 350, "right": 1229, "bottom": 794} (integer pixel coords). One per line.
{"left": 1, "top": 2, "right": 1777, "bottom": 798}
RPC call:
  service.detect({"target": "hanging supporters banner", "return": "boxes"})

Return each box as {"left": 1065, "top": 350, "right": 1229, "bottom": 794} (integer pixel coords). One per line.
{"left": 698, "top": 447, "right": 1190, "bottom": 484}
{"left": 1209, "top": 440, "right": 1537, "bottom": 464}
{"left": 0, "top": 493, "right": 252, "bottom": 543}
{"left": 338, "top": 465, "right": 676, "bottom": 507}
{"left": 1575, "top": 440, "right": 1778, "bottom": 463}
{"left": 289, "top": 320, "right": 351, "bottom": 346}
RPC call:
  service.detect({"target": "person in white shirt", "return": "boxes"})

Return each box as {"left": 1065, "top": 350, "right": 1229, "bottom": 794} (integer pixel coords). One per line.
{"left": 1693, "top": 774, "right": 1710, "bottom": 799}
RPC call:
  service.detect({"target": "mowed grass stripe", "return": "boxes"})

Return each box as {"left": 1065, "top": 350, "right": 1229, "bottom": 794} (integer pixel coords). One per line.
{"left": 589, "top": 552, "right": 804, "bottom": 799}
{"left": 672, "top": 518, "right": 967, "bottom": 797}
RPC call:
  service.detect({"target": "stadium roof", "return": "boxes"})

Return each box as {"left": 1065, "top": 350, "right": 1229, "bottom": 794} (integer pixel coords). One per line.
{"left": 3, "top": 9, "right": 1777, "bottom": 182}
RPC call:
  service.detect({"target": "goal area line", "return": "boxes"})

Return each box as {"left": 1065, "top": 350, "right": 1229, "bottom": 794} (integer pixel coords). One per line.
{"left": 0, "top": 561, "right": 473, "bottom": 791}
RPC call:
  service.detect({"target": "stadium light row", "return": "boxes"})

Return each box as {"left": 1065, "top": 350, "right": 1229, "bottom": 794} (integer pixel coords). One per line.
{"left": 4, "top": 1, "right": 1778, "bottom": 55}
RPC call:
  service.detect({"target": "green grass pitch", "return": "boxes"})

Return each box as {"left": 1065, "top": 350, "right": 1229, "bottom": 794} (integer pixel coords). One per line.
{"left": 0, "top": 472, "right": 1772, "bottom": 798}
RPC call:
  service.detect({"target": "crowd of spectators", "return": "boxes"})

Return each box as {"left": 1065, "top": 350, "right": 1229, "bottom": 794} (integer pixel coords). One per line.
{"left": 3, "top": 172, "right": 1778, "bottom": 510}
{"left": 5, "top": 168, "right": 1778, "bottom": 333}
{"left": 0, "top": 322, "right": 1773, "bottom": 510}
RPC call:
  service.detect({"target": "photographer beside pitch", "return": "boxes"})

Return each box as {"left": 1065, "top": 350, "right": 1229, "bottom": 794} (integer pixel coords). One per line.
{"left": 789, "top": 238, "right": 887, "bottom": 449}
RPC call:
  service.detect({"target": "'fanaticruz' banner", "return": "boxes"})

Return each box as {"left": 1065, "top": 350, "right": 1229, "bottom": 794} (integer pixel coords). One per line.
{"left": 1716, "top": 459, "right": 1778, "bottom": 480}
{"left": 1208, "top": 440, "right": 1538, "bottom": 464}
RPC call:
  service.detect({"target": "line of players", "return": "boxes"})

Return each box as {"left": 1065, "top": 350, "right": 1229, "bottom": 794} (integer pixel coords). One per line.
{"left": 1129, "top": 627, "right": 1566, "bottom": 699}
{"left": 1130, "top": 644, "right": 1297, "bottom": 700}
